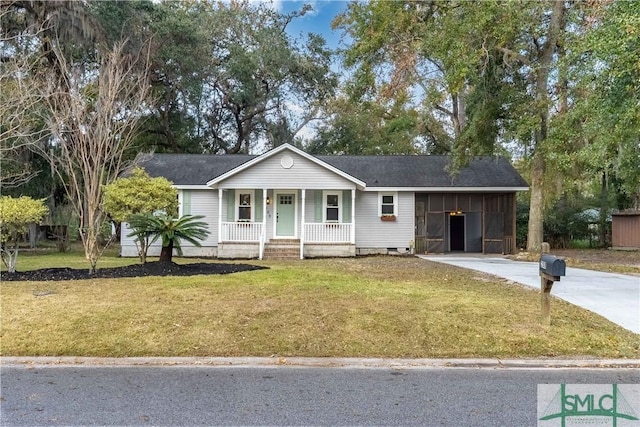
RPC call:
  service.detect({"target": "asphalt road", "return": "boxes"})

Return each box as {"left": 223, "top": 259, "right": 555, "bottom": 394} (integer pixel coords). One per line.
{"left": 2, "top": 364, "right": 638, "bottom": 426}
{"left": 420, "top": 255, "right": 640, "bottom": 334}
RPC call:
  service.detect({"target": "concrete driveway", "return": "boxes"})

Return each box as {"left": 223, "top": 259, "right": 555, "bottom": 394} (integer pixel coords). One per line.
{"left": 418, "top": 255, "right": 640, "bottom": 335}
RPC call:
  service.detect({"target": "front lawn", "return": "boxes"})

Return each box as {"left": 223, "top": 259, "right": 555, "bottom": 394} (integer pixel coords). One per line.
{"left": 1, "top": 250, "right": 638, "bottom": 358}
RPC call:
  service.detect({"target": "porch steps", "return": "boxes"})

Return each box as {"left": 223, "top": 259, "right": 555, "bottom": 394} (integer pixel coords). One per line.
{"left": 263, "top": 240, "right": 301, "bottom": 260}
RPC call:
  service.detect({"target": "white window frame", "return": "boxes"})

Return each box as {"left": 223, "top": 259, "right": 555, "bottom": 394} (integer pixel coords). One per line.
{"left": 177, "top": 190, "right": 184, "bottom": 217}
{"left": 379, "top": 192, "right": 398, "bottom": 217}
{"left": 323, "top": 191, "right": 342, "bottom": 223}
{"left": 236, "top": 190, "right": 254, "bottom": 222}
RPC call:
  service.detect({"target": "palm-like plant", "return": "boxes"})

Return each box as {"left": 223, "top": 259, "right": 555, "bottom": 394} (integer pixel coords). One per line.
{"left": 126, "top": 212, "right": 158, "bottom": 264}
{"left": 127, "top": 213, "right": 209, "bottom": 263}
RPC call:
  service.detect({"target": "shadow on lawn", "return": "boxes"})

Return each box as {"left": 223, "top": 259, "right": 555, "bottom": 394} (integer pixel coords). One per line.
{"left": 1, "top": 262, "right": 268, "bottom": 282}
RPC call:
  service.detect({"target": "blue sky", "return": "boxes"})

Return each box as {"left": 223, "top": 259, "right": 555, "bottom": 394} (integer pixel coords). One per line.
{"left": 258, "top": 0, "right": 350, "bottom": 50}
{"left": 248, "top": 1, "right": 352, "bottom": 144}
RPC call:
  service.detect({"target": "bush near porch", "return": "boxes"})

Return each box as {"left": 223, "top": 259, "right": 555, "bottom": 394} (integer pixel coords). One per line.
{"left": 1, "top": 249, "right": 638, "bottom": 359}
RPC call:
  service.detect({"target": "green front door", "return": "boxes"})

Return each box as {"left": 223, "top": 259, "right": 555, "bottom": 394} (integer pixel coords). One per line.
{"left": 276, "top": 193, "right": 296, "bottom": 237}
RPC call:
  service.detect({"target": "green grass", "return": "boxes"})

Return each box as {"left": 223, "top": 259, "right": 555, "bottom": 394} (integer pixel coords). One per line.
{"left": 1, "top": 250, "right": 638, "bottom": 359}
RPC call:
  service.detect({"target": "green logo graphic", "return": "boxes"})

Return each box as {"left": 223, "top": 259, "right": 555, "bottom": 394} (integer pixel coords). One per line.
{"left": 539, "top": 384, "right": 639, "bottom": 427}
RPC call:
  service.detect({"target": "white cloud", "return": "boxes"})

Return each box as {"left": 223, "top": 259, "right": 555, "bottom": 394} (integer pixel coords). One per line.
{"left": 303, "top": 1, "right": 319, "bottom": 16}
{"left": 248, "top": 0, "right": 283, "bottom": 11}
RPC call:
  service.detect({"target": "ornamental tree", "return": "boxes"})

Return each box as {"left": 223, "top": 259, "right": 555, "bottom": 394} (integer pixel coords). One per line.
{"left": 102, "top": 167, "right": 178, "bottom": 263}
{"left": 0, "top": 196, "right": 48, "bottom": 273}
{"left": 127, "top": 213, "right": 209, "bottom": 264}
{"left": 102, "top": 167, "right": 178, "bottom": 222}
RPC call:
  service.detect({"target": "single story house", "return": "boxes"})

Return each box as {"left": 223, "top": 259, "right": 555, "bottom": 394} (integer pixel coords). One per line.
{"left": 121, "top": 143, "right": 529, "bottom": 259}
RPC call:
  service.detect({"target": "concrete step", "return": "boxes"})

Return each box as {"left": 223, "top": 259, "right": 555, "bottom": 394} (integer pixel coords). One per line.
{"left": 266, "top": 239, "right": 300, "bottom": 246}
{"left": 263, "top": 240, "right": 300, "bottom": 260}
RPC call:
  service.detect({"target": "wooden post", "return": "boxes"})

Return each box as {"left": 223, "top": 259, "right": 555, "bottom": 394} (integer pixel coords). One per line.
{"left": 512, "top": 192, "right": 517, "bottom": 254}
{"left": 540, "top": 273, "right": 555, "bottom": 326}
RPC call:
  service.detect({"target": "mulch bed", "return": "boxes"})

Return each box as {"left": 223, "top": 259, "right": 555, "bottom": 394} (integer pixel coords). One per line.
{"left": 1, "top": 261, "right": 268, "bottom": 282}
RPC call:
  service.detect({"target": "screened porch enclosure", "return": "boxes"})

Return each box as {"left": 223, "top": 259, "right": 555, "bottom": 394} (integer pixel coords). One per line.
{"left": 414, "top": 193, "right": 517, "bottom": 254}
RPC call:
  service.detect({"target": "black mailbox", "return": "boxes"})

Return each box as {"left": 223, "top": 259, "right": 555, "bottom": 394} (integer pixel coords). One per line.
{"left": 539, "top": 254, "right": 566, "bottom": 281}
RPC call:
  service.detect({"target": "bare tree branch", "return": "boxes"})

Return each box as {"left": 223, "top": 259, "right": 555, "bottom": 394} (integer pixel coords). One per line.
{"left": 37, "top": 39, "right": 153, "bottom": 272}
{"left": 0, "top": 7, "right": 51, "bottom": 188}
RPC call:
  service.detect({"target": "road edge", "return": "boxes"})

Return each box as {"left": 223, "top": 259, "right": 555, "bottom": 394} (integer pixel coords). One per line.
{"left": 2, "top": 356, "right": 639, "bottom": 369}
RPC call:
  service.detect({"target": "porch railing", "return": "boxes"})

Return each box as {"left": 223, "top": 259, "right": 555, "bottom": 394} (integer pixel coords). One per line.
{"left": 304, "top": 223, "right": 352, "bottom": 243}
{"left": 220, "top": 222, "right": 353, "bottom": 244}
{"left": 221, "top": 222, "right": 263, "bottom": 242}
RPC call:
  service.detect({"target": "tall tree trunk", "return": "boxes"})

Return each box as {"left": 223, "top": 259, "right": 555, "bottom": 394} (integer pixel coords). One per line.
{"left": 159, "top": 240, "right": 173, "bottom": 263}
{"left": 526, "top": 0, "right": 565, "bottom": 252}
{"left": 527, "top": 152, "right": 546, "bottom": 251}
{"left": 598, "top": 171, "right": 608, "bottom": 247}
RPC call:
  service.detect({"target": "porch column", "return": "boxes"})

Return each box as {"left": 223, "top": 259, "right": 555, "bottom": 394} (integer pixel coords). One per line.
{"left": 300, "top": 189, "right": 306, "bottom": 259}
{"left": 260, "top": 189, "right": 267, "bottom": 260}
{"left": 262, "top": 189, "right": 268, "bottom": 233}
{"left": 218, "top": 188, "right": 223, "bottom": 243}
{"left": 351, "top": 188, "right": 356, "bottom": 244}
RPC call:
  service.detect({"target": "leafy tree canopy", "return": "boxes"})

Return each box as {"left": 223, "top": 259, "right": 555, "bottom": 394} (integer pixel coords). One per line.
{"left": 102, "top": 167, "right": 178, "bottom": 223}
{"left": 566, "top": 0, "right": 640, "bottom": 209}
{"left": 88, "top": 0, "right": 338, "bottom": 155}
{"left": 0, "top": 195, "right": 48, "bottom": 273}
{"left": 0, "top": 196, "right": 49, "bottom": 242}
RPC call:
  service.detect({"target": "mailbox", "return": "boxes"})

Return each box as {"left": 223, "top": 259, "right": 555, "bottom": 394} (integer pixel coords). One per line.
{"left": 539, "top": 254, "right": 566, "bottom": 281}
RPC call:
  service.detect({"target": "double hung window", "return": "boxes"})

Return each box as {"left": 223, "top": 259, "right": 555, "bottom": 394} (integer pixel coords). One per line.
{"left": 237, "top": 192, "right": 253, "bottom": 221}
{"left": 379, "top": 192, "right": 398, "bottom": 216}
{"left": 324, "top": 191, "right": 341, "bottom": 222}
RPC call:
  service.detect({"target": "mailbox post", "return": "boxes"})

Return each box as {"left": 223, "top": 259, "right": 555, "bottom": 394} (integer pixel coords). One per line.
{"left": 539, "top": 254, "right": 566, "bottom": 326}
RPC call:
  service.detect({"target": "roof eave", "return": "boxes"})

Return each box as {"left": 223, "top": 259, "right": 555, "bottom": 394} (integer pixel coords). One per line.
{"left": 174, "top": 185, "right": 211, "bottom": 190}
{"left": 206, "top": 143, "right": 367, "bottom": 189}
{"left": 364, "top": 186, "right": 529, "bottom": 192}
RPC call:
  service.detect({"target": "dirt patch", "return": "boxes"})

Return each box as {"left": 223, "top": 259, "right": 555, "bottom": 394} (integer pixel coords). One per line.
{"left": 1, "top": 262, "right": 268, "bottom": 282}
{"left": 509, "top": 248, "right": 639, "bottom": 275}
{"left": 551, "top": 249, "right": 639, "bottom": 267}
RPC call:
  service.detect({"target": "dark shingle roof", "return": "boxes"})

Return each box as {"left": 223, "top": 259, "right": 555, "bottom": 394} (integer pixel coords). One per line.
{"left": 136, "top": 152, "right": 528, "bottom": 189}
{"left": 135, "top": 153, "right": 256, "bottom": 186}
{"left": 319, "top": 155, "right": 528, "bottom": 188}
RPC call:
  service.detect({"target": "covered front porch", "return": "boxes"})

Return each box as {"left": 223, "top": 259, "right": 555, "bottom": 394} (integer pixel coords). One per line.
{"left": 216, "top": 188, "right": 356, "bottom": 259}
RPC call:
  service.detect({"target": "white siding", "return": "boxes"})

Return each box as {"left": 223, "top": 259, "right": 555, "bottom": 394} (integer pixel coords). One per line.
{"left": 355, "top": 191, "right": 415, "bottom": 249}
{"left": 265, "top": 189, "right": 275, "bottom": 239}
{"left": 187, "top": 190, "right": 218, "bottom": 246}
{"left": 305, "top": 190, "right": 319, "bottom": 222}
{"left": 120, "top": 222, "right": 138, "bottom": 255}
{"left": 218, "top": 151, "right": 356, "bottom": 190}
{"left": 120, "top": 189, "right": 219, "bottom": 257}
{"left": 120, "top": 187, "right": 417, "bottom": 257}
